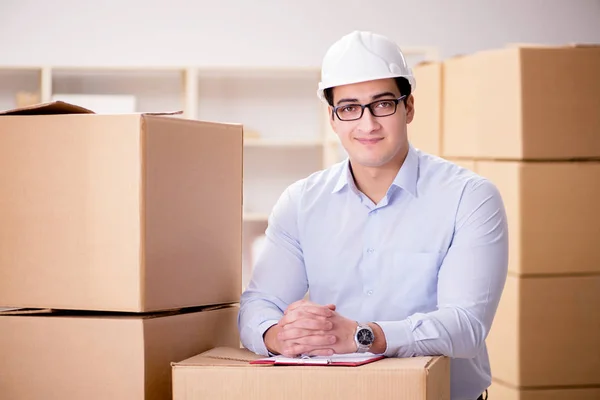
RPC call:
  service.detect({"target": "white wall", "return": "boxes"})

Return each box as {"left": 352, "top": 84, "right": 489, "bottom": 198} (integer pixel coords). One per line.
{"left": 1, "top": 0, "right": 599, "bottom": 67}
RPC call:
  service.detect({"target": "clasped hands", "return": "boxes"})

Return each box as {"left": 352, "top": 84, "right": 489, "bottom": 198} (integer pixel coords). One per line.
{"left": 264, "top": 299, "right": 358, "bottom": 358}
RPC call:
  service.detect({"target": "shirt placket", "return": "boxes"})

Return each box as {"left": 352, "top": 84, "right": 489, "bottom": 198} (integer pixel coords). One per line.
{"left": 361, "top": 205, "right": 381, "bottom": 297}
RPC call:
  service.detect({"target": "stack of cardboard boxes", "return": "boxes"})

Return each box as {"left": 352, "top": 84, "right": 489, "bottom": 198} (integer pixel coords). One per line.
{"left": 409, "top": 45, "right": 600, "bottom": 399}
{"left": 0, "top": 101, "right": 244, "bottom": 399}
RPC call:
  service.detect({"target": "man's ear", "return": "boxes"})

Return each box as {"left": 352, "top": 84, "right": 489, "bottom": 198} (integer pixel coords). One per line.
{"left": 328, "top": 106, "right": 337, "bottom": 132}
{"left": 405, "top": 94, "right": 415, "bottom": 124}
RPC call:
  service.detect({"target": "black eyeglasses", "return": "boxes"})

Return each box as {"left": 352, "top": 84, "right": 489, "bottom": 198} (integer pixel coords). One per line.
{"left": 332, "top": 95, "right": 407, "bottom": 121}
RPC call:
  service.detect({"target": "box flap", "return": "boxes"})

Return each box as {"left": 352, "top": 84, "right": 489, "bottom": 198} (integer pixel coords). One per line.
{"left": 0, "top": 303, "right": 239, "bottom": 319}
{"left": 0, "top": 101, "right": 95, "bottom": 116}
{"left": 173, "top": 347, "right": 262, "bottom": 367}
{"left": 0, "top": 308, "right": 55, "bottom": 315}
{"left": 505, "top": 42, "right": 600, "bottom": 49}
{"left": 141, "top": 110, "right": 184, "bottom": 116}
{"left": 0, "top": 101, "right": 185, "bottom": 117}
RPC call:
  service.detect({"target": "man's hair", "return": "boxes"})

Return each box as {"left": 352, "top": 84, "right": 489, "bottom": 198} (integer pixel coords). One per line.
{"left": 323, "top": 77, "right": 411, "bottom": 107}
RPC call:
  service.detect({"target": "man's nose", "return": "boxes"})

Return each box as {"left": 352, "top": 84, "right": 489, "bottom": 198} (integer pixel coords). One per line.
{"left": 356, "top": 107, "right": 380, "bottom": 133}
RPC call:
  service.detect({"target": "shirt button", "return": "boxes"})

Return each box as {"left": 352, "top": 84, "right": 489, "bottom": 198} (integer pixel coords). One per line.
{"left": 367, "top": 248, "right": 374, "bottom": 254}
{"left": 367, "top": 290, "right": 373, "bottom": 296}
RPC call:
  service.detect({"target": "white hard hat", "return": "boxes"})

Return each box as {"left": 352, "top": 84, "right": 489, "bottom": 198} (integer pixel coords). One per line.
{"left": 317, "top": 31, "right": 416, "bottom": 103}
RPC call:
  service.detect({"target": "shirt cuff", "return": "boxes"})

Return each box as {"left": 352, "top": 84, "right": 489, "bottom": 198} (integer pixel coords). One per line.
{"left": 375, "top": 319, "right": 415, "bottom": 357}
{"left": 253, "top": 319, "right": 279, "bottom": 356}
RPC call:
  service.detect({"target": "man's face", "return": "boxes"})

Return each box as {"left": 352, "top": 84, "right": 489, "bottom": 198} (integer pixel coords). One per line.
{"left": 329, "top": 78, "right": 414, "bottom": 169}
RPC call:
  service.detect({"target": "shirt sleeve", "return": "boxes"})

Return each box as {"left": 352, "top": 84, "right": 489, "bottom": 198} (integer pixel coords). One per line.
{"left": 238, "top": 181, "right": 309, "bottom": 356}
{"left": 377, "top": 178, "right": 509, "bottom": 359}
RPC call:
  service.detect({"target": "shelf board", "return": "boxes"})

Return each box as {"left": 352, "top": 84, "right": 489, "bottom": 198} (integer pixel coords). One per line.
{"left": 48, "top": 65, "right": 186, "bottom": 72}
{"left": 0, "top": 65, "right": 319, "bottom": 75}
{"left": 243, "top": 212, "right": 269, "bottom": 222}
{"left": 244, "top": 138, "right": 323, "bottom": 148}
{"left": 0, "top": 66, "right": 43, "bottom": 71}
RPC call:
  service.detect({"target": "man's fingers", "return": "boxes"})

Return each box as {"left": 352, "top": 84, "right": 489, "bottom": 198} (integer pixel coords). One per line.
{"left": 285, "top": 304, "right": 334, "bottom": 318}
{"left": 278, "top": 327, "right": 332, "bottom": 341}
{"left": 300, "top": 305, "right": 334, "bottom": 318}
{"left": 294, "top": 334, "right": 337, "bottom": 347}
{"left": 281, "top": 340, "right": 336, "bottom": 358}
{"left": 285, "top": 300, "right": 336, "bottom": 314}
{"left": 279, "top": 308, "right": 332, "bottom": 328}
{"left": 279, "top": 310, "right": 302, "bottom": 327}
{"left": 277, "top": 325, "right": 325, "bottom": 340}
{"left": 285, "top": 299, "right": 309, "bottom": 314}
{"left": 283, "top": 317, "right": 332, "bottom": 331}
{"left": 280, "top": 333, "right": 336, "bottom": 349}
{"left": 279, "top": 310, "right": 308, "bottom": 327}
{"left": 306, "top": 348, "right": 335, "bottom": 357}
{"left": 288, "top": 306, "right": 330, "bottom": 319}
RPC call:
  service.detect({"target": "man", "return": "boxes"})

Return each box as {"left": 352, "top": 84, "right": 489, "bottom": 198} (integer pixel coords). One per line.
{"left": 238, "top": 31, "right": 507, "bottom": 400}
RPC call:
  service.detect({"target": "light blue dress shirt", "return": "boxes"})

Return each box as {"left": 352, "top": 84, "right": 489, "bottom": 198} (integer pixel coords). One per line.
{"left": 239, "top": 144, "right": 508, "bottom": 400}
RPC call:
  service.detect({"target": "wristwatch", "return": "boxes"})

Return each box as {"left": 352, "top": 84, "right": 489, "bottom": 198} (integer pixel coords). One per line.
{"left": 354, "top": 323, "right": 375, "bottom": 353}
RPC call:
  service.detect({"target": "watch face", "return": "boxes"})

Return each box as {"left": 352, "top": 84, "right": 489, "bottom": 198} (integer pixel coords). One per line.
{"left": 357, "top": 328, "right": 374, "bottom": 345}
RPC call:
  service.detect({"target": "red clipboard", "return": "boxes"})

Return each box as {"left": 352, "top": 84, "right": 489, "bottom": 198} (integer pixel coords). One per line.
{"left": 250, "top": 353, "right": 385, "bottom": 367}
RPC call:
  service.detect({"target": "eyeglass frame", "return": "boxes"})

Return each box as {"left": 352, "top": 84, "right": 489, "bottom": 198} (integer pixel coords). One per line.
{"left": 331, "top": 95, "right": 408, "bottom": 121}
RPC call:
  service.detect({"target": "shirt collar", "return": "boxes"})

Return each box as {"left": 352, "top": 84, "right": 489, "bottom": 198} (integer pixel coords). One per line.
{"left": 331, "top": 144, "right": 419, "bottom": 197}
{"left": 391, "top": 144, "right": 419, "bottom": 197}
{"left": 332, "top": 158, "right": 353, "bottom": 194}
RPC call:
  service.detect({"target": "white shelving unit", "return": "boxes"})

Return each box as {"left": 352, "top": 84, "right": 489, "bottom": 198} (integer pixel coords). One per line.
{"left": 0, "top": 46, "right": 438, "bottom": 289}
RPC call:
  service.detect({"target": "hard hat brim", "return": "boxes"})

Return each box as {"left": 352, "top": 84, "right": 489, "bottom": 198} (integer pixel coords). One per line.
{"left": 317, "top": 73, "right": 416, "bottom": 103}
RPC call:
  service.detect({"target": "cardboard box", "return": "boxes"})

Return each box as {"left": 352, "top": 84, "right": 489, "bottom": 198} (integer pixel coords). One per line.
{"left": 488, "top": 380, "right": 600, "bottom": 400}
{"left": 172, "top": 347, "right": 450, "bottom": 400}
{"left": 477, "top": 160, "right": 600, "bottom": 275}
{"left": 408, "top": 61, "right": 443, "bottom": 155}
{"left": 443, "top": 45, "right": 600, "bottom": 160}
{"left": 0, "top": 304, "right": 240, "bottom": 400}
{"left": 0, "top": 101, "right": 243, "bottom": 312}
{"left": 486, "top": 275, "right": 600, "bottom": 388}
